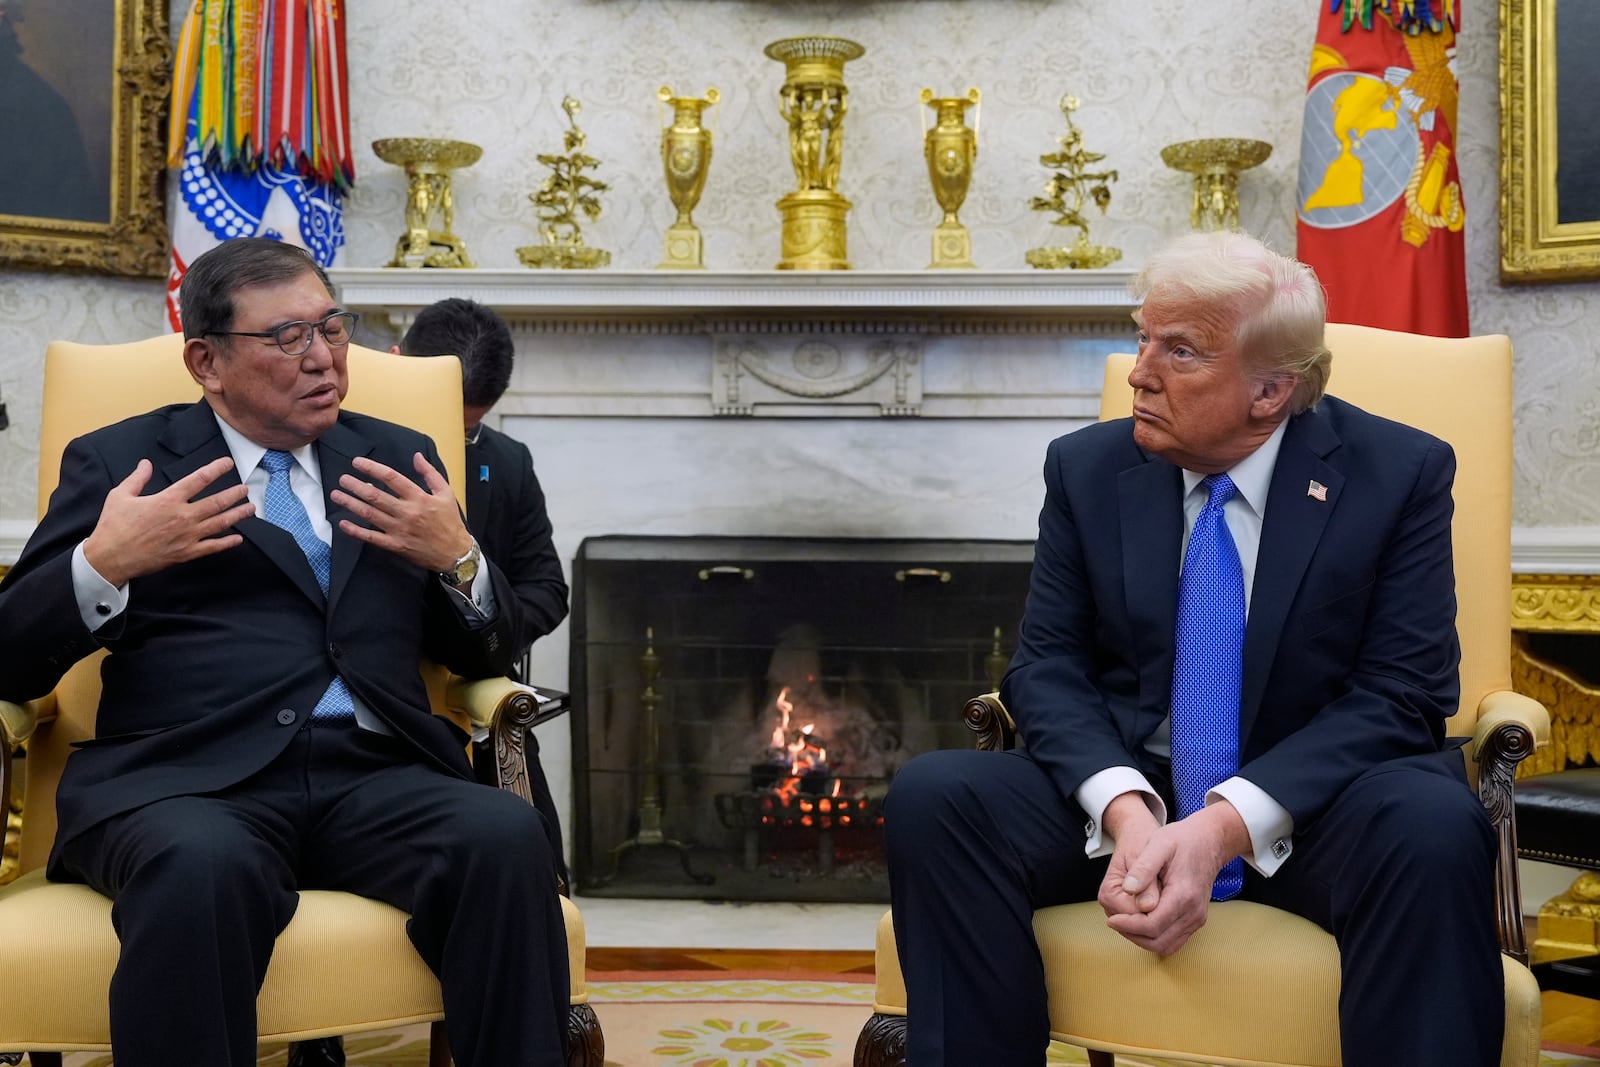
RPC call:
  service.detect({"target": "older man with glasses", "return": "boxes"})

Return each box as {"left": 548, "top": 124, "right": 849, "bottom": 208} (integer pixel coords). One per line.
{"left": 0, "top": 237, "right": 571, "bottom": 1067}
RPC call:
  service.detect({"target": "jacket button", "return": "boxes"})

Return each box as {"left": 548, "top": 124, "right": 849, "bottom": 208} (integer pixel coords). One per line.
{"left": 276, "top": 709, "right": 297, "bottom": 725}
{"left": 329, "top": 642, "right": 342, "bottom": 659}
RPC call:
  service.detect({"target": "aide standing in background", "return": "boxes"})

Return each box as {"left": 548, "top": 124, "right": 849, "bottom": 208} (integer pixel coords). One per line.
{"left": 398, "top": 297, "right": 570, "bottom": 881}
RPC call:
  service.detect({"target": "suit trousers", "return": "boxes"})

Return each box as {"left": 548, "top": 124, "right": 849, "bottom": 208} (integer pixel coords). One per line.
{"left": 56, "top": 722, "right": 570, "bottom": 1067}
{"left": 884, "top": 746, "right": 1504, "bottom": 1067}
{"left": 474, "top": 730, "right": 568, "bottom": 889}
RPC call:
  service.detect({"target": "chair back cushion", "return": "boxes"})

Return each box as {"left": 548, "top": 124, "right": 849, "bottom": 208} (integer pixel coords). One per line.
{"left": 18, "top": 335, "right": 466, "bottom": 874}
{"left": 1098, "top": 323, "right": 1513, "bottom": 737}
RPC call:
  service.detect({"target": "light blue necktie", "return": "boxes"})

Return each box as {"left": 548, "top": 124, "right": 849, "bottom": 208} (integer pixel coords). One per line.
{"left": 1170, "top": 473, "right": 1246, "bottom": 901}
{"left": 259, "top": 449, "right": 356, "bottom": 725}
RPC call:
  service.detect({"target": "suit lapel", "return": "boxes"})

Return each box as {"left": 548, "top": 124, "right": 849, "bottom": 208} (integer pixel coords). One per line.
{"left": 315, "top": 417, "right": 375, "bottom": 611}
{"left": 1239, "top": 407, "right": 1344, "bottom": 740}
{"left": 158, "top": 402, "right": 327, "bottom": 608}
{"left": 1118, "top": 453, "right": 1184, "bottom": 726}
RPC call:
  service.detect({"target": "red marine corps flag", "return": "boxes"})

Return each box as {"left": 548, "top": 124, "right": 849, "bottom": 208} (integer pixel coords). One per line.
{"left": 1296, "top": 0, "right": 1468, "bottom": 337}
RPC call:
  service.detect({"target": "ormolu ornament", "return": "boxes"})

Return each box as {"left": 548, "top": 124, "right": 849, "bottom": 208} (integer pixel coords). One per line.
{"left": 921, "top": 88, "right": 981, "bottom": 269}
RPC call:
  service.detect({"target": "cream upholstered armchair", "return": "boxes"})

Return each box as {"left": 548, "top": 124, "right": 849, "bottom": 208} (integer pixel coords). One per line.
{"left": 855, "top": 324, "right": 1549, "bottom": 1067}
{"left": 0, "top": 335, "right": 602, "bottom": 1066}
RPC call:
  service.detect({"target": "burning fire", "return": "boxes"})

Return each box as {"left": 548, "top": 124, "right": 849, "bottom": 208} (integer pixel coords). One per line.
{"left": 769, "top": 685, "right": 831, "bottom": 803}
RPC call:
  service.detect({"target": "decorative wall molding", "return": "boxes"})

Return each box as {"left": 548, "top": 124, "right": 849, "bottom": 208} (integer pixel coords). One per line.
{"left": 1512, "top": 526, "right": 1600, "bottom": 576}
{"left": 712, "top": 336, "right": 922, "bottom": 416}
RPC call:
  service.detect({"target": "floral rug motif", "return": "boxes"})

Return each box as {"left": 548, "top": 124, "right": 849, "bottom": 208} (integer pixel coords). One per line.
{"left": 50, "top": 978, "right": 1600, "bottom": 1066}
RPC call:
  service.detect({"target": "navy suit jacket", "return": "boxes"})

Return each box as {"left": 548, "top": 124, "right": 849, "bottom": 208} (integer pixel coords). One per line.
{"left": 0, "top": 400, "right": 522, "bottom": 875}
{"left": 463, "top": 423, "right": 568, "bottom": 657}
{"left": 1001, "top": 394, "right": 1461, "bottom": 830}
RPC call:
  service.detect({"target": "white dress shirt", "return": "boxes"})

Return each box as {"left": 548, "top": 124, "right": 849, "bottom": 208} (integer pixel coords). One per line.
{"left": 1075, "top": 419, "right": 1296, "bottom": 876}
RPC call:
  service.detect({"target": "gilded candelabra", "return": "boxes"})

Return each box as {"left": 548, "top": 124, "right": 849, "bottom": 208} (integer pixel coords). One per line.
{"left": 373, "top": 137, "right": 483, "bottom": 269}
{"left": 656, "top": 86, "right": 719, "bottom": 270}
{"left": 1160, "top": 138, "right": 1273, "bottom": 232}
{"left": 921, "top": 87, "right": 981, "bottom": 269}
{"left": 518, "top": 96, "right": 612, "bottom": 270}
{"left": 766, "top": 36, "right": 866, "bottom": 270}
{"left": 1025, "top": 95, "right": 1121, "bottom": 270}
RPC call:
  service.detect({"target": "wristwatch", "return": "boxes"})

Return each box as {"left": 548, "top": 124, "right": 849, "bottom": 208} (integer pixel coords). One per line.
{"left": 438, "top": 539, "right": 482, "bottom": 589}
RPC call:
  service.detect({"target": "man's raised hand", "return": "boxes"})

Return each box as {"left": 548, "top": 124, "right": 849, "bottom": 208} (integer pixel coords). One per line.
{"left": 331, "top": 452, "right": 470, "bottom": 572}
{"left": 82, "top": 457, "right": 253, "bottom": 587}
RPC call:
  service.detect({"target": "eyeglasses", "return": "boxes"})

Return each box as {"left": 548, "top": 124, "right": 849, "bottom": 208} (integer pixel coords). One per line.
{"left": 206, "top": 311, "right": 359, "bottom": 357}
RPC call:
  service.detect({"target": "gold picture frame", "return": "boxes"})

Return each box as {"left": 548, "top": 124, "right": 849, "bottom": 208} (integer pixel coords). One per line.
{"left": 1500, "top": 0, "right": 1600, "bottom": 282}
{"left": 0, "top": 0, "right": 169, "bottom": 277}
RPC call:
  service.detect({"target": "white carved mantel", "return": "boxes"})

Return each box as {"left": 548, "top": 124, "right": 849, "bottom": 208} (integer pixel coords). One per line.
{"left": 331, "top": 268, "right": 1142, "bottom": 422}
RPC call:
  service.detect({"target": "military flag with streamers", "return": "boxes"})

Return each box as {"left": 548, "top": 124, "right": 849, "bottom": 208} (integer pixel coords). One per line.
{"left": 1295, "top": 0, "right": 1467, "bottom": 337}
{"left": 165, "top": 0, "right": 353, "bottom": 331}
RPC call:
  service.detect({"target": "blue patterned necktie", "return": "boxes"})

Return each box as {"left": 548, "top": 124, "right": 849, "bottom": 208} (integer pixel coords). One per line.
{"left": 259, "top": 449, "right": 356, "bottom": 725}
{"left": 1170, "top": 473, "right": 1246, "bottom": 901}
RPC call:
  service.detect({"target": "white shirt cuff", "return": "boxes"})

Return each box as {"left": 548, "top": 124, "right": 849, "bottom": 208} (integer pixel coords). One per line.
{"left": 466, "top": 561, "right": 495, "bottom": 615}
{"left": 441, "top": 561, "right": 496, "bottom": 619}
{"left": 72, "top": 541, "right": 127, "bottom": 632}
{"left": 1075, "top": 766, "right": 1168, "bottom": 858}
{"left": 1208, "top": 776, "right": 1294, "bottom": 876}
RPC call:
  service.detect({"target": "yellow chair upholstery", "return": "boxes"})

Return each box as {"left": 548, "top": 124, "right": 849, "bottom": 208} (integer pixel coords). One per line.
{"left": 0, "top": 335, "right": 600, "bottom": 1064}
{"left": 855, "top": 324, "right": 1549, "bottom": 1067}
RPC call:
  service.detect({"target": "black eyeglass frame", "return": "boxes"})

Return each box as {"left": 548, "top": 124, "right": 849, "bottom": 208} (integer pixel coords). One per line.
{"left": 204, "top": 310, "right": 360, "bottom": 357}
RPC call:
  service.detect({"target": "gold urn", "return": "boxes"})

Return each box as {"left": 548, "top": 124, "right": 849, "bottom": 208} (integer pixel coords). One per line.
{"left": 765, "top": 35, "right": 865, "bottom": 270}
{"left": 1160, "top": 137, "right": 1273, "bottom": 232}
{"left": 373, "top": 137, "right": 483, "bottom": 269}
{"left": 921, "top": 88, "right": 981, "bottom": 269}
{"left": 657, "top": 86, "right": 719, "bottom": 270}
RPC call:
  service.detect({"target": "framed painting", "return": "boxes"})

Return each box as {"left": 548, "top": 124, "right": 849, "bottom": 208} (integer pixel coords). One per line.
{"left": 1501, "top": 0, "right": 1600, "bottom": 282}
{"left": 0, "top": 0, "right": 169, "bottom": 277}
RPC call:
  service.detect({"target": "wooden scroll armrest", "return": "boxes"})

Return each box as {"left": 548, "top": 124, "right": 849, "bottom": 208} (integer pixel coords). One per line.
{"left": 1470, "top": 688, "right": 1550, "bottom": 968}
{"left": 444, "top": 675, "right": 570, "bottom": 805}
{"left": 962, "top": 693, "right": 1017, "bottom": 752}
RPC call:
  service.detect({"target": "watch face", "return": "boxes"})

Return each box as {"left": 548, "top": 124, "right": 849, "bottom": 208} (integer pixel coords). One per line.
{"left": 446, "top": 546, "right": 480, "bottom": 585}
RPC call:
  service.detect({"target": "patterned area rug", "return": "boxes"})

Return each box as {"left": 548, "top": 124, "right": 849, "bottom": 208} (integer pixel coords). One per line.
{"left": 50, "top": 981, "right": 1600, "bottom": 1066}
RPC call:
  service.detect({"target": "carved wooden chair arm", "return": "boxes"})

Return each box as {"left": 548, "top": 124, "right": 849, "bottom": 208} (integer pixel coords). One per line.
{"left": 1471, "top": 688, "right": 1550, "bottom": 967}
{"left": 445, "top": 676, "right": 561, "bottom": 804}
{"left": 961, "top": 692, "right": 1016, "bottom": 752}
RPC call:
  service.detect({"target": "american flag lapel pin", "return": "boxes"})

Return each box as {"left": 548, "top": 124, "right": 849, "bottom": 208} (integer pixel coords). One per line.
{"left": 1307, "top": 479, "right": 1328, "bottom": 502}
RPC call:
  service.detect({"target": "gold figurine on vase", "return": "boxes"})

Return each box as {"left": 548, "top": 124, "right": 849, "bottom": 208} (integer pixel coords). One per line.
{"left": 518, "top": 96, "right": 612, "bottom": 270}
{"left": 765, "top": 35, "right": 865, "bottom": 270}
{"left": 921, "top": 87, "right": 981, "bottom": 269}
{"left": 1025, "top": 95, "right": 1121, "bottom": 270}
{"left": 1160, "top": 138, "right": 1273, "bottom": 232}
{"left": 656, "top": 86, "right": 719, "bottom": 270}
{"left": 373, "top": 137, "right": 483, "bottom": 268}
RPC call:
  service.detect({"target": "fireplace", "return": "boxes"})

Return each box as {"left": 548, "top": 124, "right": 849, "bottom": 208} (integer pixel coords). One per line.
{"left": 570, "top": 535, "right": 1033, "bottom": 902}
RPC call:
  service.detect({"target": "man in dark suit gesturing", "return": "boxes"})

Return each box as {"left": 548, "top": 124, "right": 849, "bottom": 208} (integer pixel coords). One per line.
{"left": 0, "top": 238, "right": 569, "bottom": 1067}
{"left": 885, "top": 231, "right": 1501, "bottom": 1066}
